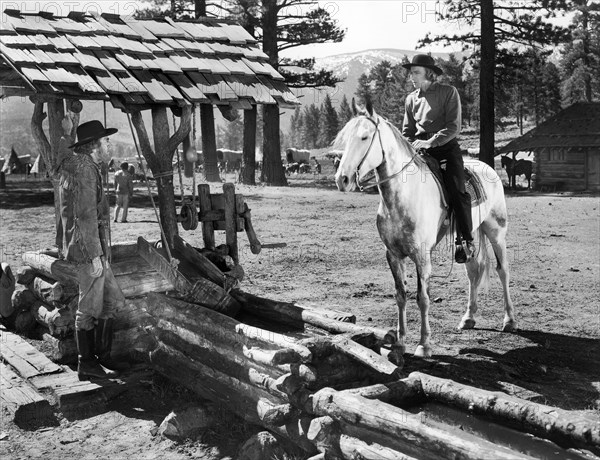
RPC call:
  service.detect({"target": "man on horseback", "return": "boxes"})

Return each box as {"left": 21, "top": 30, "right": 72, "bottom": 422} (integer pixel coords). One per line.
{"left": 401, "top": 54, "right": 474, "bottom": 263}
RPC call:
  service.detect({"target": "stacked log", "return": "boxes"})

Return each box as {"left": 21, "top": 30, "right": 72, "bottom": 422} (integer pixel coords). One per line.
{"left": 17, "top": 246, "right": 158, "bottom": 363}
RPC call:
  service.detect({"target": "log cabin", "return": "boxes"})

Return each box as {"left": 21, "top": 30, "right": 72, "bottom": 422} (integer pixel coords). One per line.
{"left": 499, "top": 102, "right": 600, "bottom": 191}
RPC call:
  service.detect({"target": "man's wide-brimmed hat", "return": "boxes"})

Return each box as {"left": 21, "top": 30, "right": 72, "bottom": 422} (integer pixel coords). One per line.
{"left": 69, "top": 120, "right": 118, "bottom": 149}
{"left": 402, "top": 54, "right": 443, "bottom": 76}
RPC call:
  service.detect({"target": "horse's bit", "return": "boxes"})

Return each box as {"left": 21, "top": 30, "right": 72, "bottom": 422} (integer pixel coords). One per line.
{"left": 355, "top": 116, "right": 416, "bottom": 191}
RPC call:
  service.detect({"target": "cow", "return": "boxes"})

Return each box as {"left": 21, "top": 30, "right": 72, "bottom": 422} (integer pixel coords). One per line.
{"left": 298, "top": 163, "right": 311, "bottom": 174}
{"left": 217, "top": 149, "right": 242, "bottom": 174}
{"left": 285, "top": 162, "right": 300, "bottom": 175}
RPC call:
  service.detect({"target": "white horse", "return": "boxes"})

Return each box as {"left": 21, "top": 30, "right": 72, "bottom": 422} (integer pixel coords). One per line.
{"left": 334, "top": 101, "right": 516, "bottom": 366}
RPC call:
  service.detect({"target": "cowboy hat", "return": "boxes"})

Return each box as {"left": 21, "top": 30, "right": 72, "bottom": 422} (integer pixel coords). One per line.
{"left": 69, "top": 120, "right": 118, "bottom": 149}
{"left": 402, "top": 54, "right": 443, "bottom": 76}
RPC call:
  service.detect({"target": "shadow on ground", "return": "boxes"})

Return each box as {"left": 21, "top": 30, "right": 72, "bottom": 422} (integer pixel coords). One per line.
{"left": 403, "top": 329, "right": 600, "bottom": 411}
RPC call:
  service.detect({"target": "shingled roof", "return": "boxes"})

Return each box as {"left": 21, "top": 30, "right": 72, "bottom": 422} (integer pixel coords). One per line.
{"left": 0, "top": 9, "right": 299, "bottom": 110}
{"left": 499, "top": 102, "right": 600, "bottom": 153}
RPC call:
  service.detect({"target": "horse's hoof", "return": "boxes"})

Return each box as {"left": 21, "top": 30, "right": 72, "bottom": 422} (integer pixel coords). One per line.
{"left": 458, "top": 318, "right": 476, "bottom": 330}
{"left": 387, "top": 349, "right": 405, "bottom": 368}
{"left": 414, "top": 345, "right": 432, "bottom": 358}
{"left": 502, "top": 320, "right": 517, "bottom": 332}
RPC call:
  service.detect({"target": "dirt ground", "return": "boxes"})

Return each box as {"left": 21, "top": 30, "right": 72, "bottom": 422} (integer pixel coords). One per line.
{"left": 1, "top": 161, "right": 599, "bottom": 459}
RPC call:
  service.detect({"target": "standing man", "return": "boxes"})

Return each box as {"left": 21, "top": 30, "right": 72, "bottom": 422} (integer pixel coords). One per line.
{"left": 401, "top": 54, "right": 474, "bottom": 263}
{"left": 57, "top": 120, "right": 128, "bottom": 380}
{"left": 114, "top": 161, "right": 133, "bottom": 223}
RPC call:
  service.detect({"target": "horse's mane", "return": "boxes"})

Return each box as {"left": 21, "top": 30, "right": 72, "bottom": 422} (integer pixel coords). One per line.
{"left": 333, "top": 115, "right": 427, "bottom": 169}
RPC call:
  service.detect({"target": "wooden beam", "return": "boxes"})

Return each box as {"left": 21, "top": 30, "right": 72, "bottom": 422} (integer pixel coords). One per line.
{"left": 137, "top": 237, "right": 241, "bottom": 316}
{"left": 415, "top": 372, "right": 600, "bottom": 453}
{"left": 1, "top": 363, "right": 54, "bottom": 427}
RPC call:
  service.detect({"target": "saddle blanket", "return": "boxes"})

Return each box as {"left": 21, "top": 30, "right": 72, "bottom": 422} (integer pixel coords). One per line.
{"left": 422, "top": 154, "right": 487, "bottom": 208}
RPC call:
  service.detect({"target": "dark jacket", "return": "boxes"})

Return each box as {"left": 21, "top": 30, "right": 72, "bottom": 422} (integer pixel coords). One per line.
{"left": 56, "top": 153, "right": 109, "bottom": 263}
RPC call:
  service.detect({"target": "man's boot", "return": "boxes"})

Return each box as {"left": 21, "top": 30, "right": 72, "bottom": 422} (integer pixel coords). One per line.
{"left": 95, "top": 318, "right": 130, "bottom": 372}
{"left": 455, "top": 239, "right": 475, "bottom": 264}
{"left": 76, "top": 328, "right": 116, "bottom": 380}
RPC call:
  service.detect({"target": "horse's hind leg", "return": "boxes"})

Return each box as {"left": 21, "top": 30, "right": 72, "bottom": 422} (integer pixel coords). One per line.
{"left": 458, "top": 236, "right": 487, "bottom": 330}
{"left": 482, "top": 212, "right": 517, "bottom": 332}
{"left": 386, "top": 250, "right": 408, "bottom": 366}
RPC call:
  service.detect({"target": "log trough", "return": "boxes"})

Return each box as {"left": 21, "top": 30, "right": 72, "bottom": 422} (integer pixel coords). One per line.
{"left": 15, "top": 237, "right": 600, "bottom": 459}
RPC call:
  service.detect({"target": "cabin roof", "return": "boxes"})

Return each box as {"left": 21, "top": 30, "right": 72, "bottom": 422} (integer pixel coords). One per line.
{"left": 0, "top": 9, "right": 299, "bottom": 109}
{"left": 498, "top": 102, "right": 600, "bottom": 153}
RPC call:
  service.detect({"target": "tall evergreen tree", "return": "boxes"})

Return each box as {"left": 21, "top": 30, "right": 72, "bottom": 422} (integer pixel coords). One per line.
{"left": 318, "top": 94, "right": 339, "bottom": 147}
{"left": 302, "top": 104, "right": 320, "bottom": 149}
{"left": 338, "top": 94, "right": 354, "bottom": 129}
{"left": 223, "top": 114, "right": 244, "bottom": 150}
{"left": 560, "top": 0, "right": 600, "bottom": 104}
{"left": 419, "top": 0, "right": 570, "bottom": 166}
{"left": 354, "top": 60, "right": 408, "bottom": 127}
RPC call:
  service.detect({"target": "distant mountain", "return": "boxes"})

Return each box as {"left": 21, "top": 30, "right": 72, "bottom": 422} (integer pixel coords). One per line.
{"left": 283, "top": 48, "right": 460, "bottom": 130}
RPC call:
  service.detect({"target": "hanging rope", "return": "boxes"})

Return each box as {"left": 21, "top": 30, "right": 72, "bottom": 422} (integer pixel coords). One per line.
{"left": 126, "top": 112, "right": 175, "bottom": 264}
{"left": 103, "top": 99, "right": 112, "bottom": 263}
{"left": 191, "top": 103, "right": 197, "bottom": 210}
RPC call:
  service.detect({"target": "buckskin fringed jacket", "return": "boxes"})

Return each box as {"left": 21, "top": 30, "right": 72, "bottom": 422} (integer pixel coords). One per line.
{"left": 56, "top": 153, "right": 109, "bottom": 264}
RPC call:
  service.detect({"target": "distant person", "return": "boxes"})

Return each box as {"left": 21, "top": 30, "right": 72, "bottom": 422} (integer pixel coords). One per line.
{"left": 57, "top": 119, "right": 129, "bottom": 380}
{"left": 113, "top": 161, "right": 133, "bottom": 223}
{"left": 401, "top": 54, "right": 473, "bottom": 263}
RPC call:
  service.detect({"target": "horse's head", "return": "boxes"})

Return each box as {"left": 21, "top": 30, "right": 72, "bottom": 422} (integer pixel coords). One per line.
{"left": 501, "top": 155, "right": 511, "bottom": 169}
{"left": 334, "top": 98, "right": 385, "bottom": 192}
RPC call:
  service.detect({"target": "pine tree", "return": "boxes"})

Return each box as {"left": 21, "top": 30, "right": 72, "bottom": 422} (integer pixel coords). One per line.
{"left": 419, "top": 0, "right": 570, "bottom": 166}
{"left": 288, "top": 106, "right": 303, "bottom": 148}
{"left": 560, "top": 0, "right": 600, "bottom": 104}
{"left": 223, "top": 115, "right": 244, "bottom": 150}
{"left": 302, "top": 104, "right": 320, "bottom": 149}
{"left": 318, "top": 94, "right": 339, "bottom": 147}
{"left": 338, "top": 94, "right": 353, "bottom": 128}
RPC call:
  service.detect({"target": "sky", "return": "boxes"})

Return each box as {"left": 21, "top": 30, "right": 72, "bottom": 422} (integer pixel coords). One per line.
{"left": 1, "top": 0, "right": 467, "bottom": 58}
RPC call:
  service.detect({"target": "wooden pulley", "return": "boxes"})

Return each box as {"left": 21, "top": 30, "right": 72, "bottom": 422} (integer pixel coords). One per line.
{"left": 171, "top": 105, "right": 183, "bottom": 117}
{"left": 68, "top": 99, "right": 83, "bottom": 113}
{"left": 179, "top": 201, "right": 198, "bottom": 231}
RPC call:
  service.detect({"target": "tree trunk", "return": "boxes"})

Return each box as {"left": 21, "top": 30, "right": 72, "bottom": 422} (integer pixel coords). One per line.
{"left": 240, "top": 105, "right": 257, "bottom": 185}
{"left": 262, "top": 105, "right": 286, "bottom": 185}
{"left": 151, "top": 107, "right": 179, "bottom": 247}
{"left": 261, "top": 0, "right": 287, "bottom": 186}
{"left": 479, "top": 0, "right": 495, "bottom": 168}
{"left": 194, "top": 0, "right": 206, "bottom": 17}
{"left": 131, "top": 106, "right": 191, "bottom": 248}
{"left": 200, "top": 104, "right": 221, "bottom": 182}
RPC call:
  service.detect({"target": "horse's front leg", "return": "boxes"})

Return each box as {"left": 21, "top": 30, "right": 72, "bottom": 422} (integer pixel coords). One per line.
{"left": 385, "top": 250, "right": 407, "bottom": 367}
{"left": 415, "top": 254, "right": 433, "bottom": 358}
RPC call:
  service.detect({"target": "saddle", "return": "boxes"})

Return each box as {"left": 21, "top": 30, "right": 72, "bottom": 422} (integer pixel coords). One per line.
{"left": 421, "top": 153, "right": 487, "bottom": 210}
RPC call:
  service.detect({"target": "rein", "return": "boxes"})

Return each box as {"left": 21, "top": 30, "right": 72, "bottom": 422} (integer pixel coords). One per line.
{"left": 355, "top": 116, "right": 417, "bottom": 191}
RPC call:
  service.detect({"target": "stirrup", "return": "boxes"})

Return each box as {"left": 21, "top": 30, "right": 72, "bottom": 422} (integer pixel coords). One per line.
{"left": 455, "top": 240, "right": 475, "bottom": 264}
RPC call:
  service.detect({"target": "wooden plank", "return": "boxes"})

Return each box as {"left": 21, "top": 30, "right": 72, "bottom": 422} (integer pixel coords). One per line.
{"left": 136, "top": 237, "right": 240, "bottom": 316}
{"left": 1, "top": 363, "right": 53, "bottom": 426}
{"left": 172, "top": 235, "right": 226, "bottom": 287}
{"left": 198, "top": 184, "right": 215, "bottom": 250}
{"left": 30, "top": 365, "right": 153, "bottom": 409}
{"left": 224, "top": 183, "right": 239, "bottom": 264}
{"left": 0, "top": 328, "right": 62, "bottom": 378}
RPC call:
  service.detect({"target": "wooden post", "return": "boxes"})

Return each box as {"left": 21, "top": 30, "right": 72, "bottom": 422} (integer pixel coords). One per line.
{"left": 223, "top": 183, "right": 238, "bottom": 264}
{"left": 0, "top": 171, "right": 5, "bottom": 189}
{"left": 241, "top": 105, "right": 257, "bottom": 185}
{"left": 200, "top": 104, "right": 220, "bottom": 182}
{"left": 198, "top": 183, "right": 215, "bottom": 250}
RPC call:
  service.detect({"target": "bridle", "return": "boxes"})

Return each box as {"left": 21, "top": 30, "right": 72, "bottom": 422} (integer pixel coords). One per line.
{"left": 354, "top": 115, "right": 417, "bottom": 191}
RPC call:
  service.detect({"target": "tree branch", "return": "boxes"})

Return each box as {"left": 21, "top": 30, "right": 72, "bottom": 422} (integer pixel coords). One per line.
{"left": 167, "top": 104, "right": 192, "bottom": 155}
